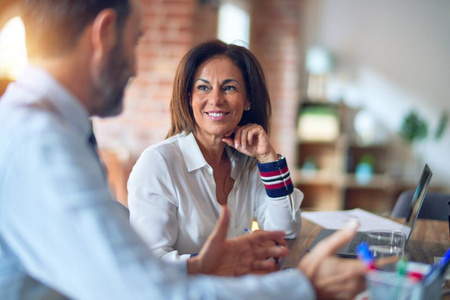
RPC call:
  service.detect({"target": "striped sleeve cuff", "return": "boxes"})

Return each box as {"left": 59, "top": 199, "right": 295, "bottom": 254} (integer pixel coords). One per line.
{"left": 257, "top": 155, "right": 294, "bottom": 198}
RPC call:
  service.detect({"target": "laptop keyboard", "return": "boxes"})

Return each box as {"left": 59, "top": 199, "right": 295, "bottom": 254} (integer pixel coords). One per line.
{"left": 347, "top": 232, "right": 366, "bottom": 254}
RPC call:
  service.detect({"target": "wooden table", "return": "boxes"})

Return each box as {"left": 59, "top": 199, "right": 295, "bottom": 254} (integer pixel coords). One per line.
{"left": 280, "top": 218, "right": 450, "bottom": 268}
{"left": 279, "top": 218, "right": 450, "bottom": 299}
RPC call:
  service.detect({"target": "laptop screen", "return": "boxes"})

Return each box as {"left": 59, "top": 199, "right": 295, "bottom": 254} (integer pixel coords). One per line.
{"left": 401, "top": 164, "right": 433, "bottom": 242}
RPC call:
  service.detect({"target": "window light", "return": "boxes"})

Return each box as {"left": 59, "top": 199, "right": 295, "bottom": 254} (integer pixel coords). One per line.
{"left": 0, "top": 16, "right": 28, "bottom": 80}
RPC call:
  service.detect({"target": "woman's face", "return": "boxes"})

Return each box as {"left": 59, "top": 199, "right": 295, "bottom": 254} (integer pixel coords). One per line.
{"left": 191, "top": 55, "right": 249, "bottom": 141}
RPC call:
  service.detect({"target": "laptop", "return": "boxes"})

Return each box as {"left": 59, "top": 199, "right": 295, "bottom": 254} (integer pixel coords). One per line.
{"left": 307, "top": 164, "right": 433, "bottom": 258}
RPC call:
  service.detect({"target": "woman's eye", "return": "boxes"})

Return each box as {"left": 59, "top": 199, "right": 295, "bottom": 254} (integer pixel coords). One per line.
{"left": 224, "top": 86, "right": 236, "bottom": 92}
{"left": 197, "top": 85, "right": 209, "bottom": 91}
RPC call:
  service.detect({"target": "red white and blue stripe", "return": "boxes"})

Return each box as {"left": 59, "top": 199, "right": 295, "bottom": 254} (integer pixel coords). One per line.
{"left": 257, "top": 156, "right": 294, "bottom": 198}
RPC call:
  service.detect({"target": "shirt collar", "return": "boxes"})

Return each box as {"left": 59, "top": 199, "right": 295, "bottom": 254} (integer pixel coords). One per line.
{"left": 15, "top": 65, "right": 91, "bottom": 140}
{"left": 178, "top": 132, "right": 208, "bottom": 172}
{"left": 178, "top": 132, "right": 237, "bottom": 179}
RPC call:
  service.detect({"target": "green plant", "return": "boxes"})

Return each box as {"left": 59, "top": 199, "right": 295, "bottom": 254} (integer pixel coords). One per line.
{"left": 359, "top": 153, "right": 375, "bottom": 167}
{"left": 399, "top": 111, "right": 428, "bottom": 143}
{"left": 435, "top": 111, "right": 448, "bottom": 140}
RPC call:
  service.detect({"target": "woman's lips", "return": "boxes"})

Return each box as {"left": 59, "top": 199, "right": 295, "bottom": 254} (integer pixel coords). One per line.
{"left": 205, "top": 111, "right": 229, "bottom": 120}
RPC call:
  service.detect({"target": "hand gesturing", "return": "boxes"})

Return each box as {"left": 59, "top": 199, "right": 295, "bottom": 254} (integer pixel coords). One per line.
{"left": 188, "top": 206, "right": 288, "bottom": 276}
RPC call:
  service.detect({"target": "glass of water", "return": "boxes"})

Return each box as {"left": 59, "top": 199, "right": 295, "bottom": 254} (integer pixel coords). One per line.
{"left": 365, "top": 229, "right": 406, "bottom": 260}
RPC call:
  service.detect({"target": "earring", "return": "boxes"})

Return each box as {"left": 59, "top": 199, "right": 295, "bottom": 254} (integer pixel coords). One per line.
{"left": 246, "top": 105, "right": 251, "bottom": 111}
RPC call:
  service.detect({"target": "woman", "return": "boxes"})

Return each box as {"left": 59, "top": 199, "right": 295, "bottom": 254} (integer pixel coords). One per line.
{"left": 128, "top": 40, "right": 303, "bottom": 262}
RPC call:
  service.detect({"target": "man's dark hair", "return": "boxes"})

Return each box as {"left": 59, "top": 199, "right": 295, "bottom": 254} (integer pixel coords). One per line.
{"left": 21, "top": 0, "right": 130, "bottom": 58}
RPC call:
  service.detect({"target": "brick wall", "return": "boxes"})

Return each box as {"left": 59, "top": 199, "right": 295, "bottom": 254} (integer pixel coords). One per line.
{"left": 94, "top": 0, "right": 301, "bottom": 205}
{"left": 250, "top": 0, "right": 301, "bottom": 169}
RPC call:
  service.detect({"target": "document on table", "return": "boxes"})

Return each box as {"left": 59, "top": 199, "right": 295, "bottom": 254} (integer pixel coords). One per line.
{"left": 302, "top": 208, "right": 404, "bottom": 232}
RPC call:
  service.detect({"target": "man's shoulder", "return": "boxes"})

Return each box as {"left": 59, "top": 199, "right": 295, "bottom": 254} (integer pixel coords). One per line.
{"left": 1, "top": 102, "right": 69, "bottom": 137}
{"left": 0, "top": 100, "right": 83, "bottom": 158}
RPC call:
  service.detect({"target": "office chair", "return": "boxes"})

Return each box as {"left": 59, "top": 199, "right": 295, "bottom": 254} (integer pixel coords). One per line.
{"left": 391, "top": 190, "right": 450, "bottom": 221}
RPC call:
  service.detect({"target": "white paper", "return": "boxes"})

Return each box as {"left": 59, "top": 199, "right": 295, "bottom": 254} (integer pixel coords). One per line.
{"left": 302, "top": 208, "right": 404, "bottom": 232}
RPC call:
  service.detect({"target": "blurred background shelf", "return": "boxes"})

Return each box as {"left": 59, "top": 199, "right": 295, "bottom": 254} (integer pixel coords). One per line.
{"left": 295, "top": 102, "right": 412, "bottom": 215}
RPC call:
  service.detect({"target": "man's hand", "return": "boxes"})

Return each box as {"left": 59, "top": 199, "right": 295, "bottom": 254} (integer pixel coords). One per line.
{"left": 188, "top": 206, "right": 289, "bottom": 276}
{"left": 254, "top": 231, "right": 287, "bottom": 263}
{"left": 298, "top": 220, "right": 366, "bottom": 299}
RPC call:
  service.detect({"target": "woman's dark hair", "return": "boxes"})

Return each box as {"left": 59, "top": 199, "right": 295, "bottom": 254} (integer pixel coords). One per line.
{"left": 21, "top": 0, "right": 130, "bottom": 58}
{"left": 167, "top": 39, "right": 272, "bottom": 138}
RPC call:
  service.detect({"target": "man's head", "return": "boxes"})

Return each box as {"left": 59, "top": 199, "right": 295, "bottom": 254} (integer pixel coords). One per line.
{"left": 21, "top": 0, "right": 130, "bottom": 59}
{"left": 21, "top": 0, "right": 144, "bottom": 117}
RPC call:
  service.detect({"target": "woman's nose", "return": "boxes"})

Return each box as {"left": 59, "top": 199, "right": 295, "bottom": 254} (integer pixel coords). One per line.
{"left": 209, "top": 88, "right": 224, "bottom": 106}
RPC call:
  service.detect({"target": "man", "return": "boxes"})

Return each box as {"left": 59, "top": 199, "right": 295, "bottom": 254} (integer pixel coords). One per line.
{"left": 0, "top": 0, "right": 365, "bottom": 299}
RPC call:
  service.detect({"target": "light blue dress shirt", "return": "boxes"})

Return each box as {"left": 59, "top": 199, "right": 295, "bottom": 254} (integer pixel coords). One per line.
{"left": 0, "top": 66, "right": 315, "bottom": 299}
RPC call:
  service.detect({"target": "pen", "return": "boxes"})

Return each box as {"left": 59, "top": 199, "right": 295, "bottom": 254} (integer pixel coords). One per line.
{"left": 423, "top": 264, "right": 439, "bottom": 285}
{"left": 438, "top": 247, "right": 450, "bottom": 276}
{"left": 407, "top": 271, "right": 424, "bottom": 282}
{"left": 423, "top": 247, "right": 450, "bottom": 285}
{"left": 393, "top": 255, "right": 408, "bottom": 298}
{"left": 447, "top": 201, "right": 450, "bottom": 238}
{"left": 356, "top": 242, "right": 375, "bottom": 271}
{"left": 396, "top": 255, "right": 407, "bottom": 276}
{"left": 395, "top": 256, "right": 425, "bottom": 282}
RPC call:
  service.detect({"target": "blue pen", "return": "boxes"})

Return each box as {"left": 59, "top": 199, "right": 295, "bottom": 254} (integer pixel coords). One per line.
{"left": 438, "top": 247, "right": 450, "bottom": 276}
{"left": 447, "top": 201, "right": 450, "bottom": 238}
{"left": 356, "top": 242, "right": 375, "bottom": 271}
{"left": 423, "top": 264, "right": 439, "bottom": 285}
{"left": 422, "top": 248, "right": 450, "bottom": 285}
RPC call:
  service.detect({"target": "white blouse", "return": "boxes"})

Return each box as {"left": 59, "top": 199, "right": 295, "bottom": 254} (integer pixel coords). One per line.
{"left": 128, "top": 132, "right": 303, "bottom": 262}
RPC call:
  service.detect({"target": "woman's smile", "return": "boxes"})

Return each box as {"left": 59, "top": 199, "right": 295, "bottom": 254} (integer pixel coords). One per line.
{"left": 204, "top": 110, "right": 230, "bottom": 120}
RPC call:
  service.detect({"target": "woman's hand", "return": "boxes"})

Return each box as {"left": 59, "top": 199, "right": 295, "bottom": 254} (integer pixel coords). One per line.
{"left": 222, "top": 124, "right": 278, "bottom": 163}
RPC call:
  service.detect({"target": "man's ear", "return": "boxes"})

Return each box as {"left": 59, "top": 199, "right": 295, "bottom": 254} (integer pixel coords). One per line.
{"left": 90, "top": 9, "right": 118, "bottom": 62}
